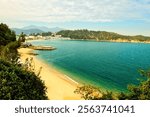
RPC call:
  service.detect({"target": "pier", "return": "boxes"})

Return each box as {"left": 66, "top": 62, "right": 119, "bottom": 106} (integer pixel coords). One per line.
{"left": 29, "top": 46, "right": 56, "bottom": 51}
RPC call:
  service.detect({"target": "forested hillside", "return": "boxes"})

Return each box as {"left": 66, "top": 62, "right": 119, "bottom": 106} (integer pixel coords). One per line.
{"left": 57, "top": 30, "right": 150, "bottom": 42}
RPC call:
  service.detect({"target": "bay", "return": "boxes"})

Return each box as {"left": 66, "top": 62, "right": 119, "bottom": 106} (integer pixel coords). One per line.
{"left": 30, "top": 40, "right": 150, "bottom": 92}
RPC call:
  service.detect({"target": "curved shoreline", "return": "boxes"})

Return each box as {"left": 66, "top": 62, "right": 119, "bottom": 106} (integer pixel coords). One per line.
{"left": 26, "top": 38, "right": 150, "bottom": 44}
{"left": 18, "top": 48, "right": 82, "bottom": 100}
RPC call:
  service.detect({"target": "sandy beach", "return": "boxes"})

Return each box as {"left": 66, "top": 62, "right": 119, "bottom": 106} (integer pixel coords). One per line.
{"left": 18, "top": 48, "right": 81, "bottom": 100}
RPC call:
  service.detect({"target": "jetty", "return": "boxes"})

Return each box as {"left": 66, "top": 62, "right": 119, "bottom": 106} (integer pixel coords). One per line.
{"left": 29, "top": 46, "right": 56, "bottom": 51}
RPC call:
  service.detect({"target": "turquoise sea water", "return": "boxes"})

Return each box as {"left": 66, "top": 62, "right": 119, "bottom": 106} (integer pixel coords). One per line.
{"left": 30, "top": 40, "right": 150, "bottom": 92}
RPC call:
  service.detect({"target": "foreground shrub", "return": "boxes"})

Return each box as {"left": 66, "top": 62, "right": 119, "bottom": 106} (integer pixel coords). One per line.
{"left": 0, "top": 59, "right": 48, "bottom": 100}
{"left": 74, "top": 85, "right": 115, "bottom": 100}
{"left": 0, "top": 41, "right": 20, "bottom": 62}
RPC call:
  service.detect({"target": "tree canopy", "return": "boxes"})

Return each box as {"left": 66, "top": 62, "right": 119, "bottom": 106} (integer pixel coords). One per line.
{"left": 0, "top": 41, "right": 20, "bottom": 62}
{"left": 41, "top": 32, "right": 52, "bottom": 36}
{"left": 0, "top": 23, "right": 16, "bottom": 46}
{"left": 75, "top": 85, "right": 115, "bottom": 100}
{"left": 0, "top": 59, "right": 48, "bottom": 100}
{"left": 0, "top": 23, "right": 48, "bottom": 100}
{"left": 57, "top": 29, "right": 150, "bottom": 42}
{"left": 18, "top": 32, "right": 26, "bottom": 42}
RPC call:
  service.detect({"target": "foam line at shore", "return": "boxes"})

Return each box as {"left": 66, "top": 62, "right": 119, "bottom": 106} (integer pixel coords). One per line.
{"left": 63, "top": 75, "right": 79, "bottom": 85}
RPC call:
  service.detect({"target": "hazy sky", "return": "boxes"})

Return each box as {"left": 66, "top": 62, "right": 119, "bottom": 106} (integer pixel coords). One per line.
{"left": 0, "top": 0, "right": 150, "bottom": 36}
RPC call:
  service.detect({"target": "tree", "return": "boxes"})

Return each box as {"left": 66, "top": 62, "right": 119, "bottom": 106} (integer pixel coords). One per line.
{"left": 42, "top": 32, "right": 52, "bottom": 36}
{"left": 0, "top": 23, "right": 16, "bottom": 46}
{"left": 74, "top": 85, "right": 115, "bottom": 100}
{"left": 18, "top": 32, "right": 26, "bottom": 42}
{"left": 100, "top": 91, "right": 115, "bottom": 100}
{"left": 0, "top": 59, "right": 48, "bottom": 100}
{"left": 0, "top": 41, "right": 20, "bottom": 62}
{"left": 74, "top": 85, "right": 102, "bottom": 100}
{"left": 0, "top": 23, "right": 48, "bottom": 100}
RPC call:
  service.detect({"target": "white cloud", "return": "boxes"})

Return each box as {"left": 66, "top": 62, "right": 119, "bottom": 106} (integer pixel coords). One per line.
{"left": 0, "top": 0, "right": 150, "bottom": 25}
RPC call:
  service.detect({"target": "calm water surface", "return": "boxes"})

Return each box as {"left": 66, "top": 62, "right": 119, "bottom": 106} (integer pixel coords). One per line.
{"left": 30, "top": 40, "right": 150, "bottom": 92}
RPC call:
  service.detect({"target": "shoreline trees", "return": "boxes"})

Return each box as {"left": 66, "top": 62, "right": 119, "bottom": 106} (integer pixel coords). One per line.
{"left": 0, "top": 23, "right": 48, "bottom": 100}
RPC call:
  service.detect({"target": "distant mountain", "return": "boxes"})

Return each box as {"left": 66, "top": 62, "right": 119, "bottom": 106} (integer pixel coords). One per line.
{"left": 22, "top": 25, "right": 50, "bottom": 32}
{"left": 47, "top": 27, "right": 64, "bottom": 33}
{"left": 12, "top": 28, "right": 44, "bottom": 35}
{"left": 12, "top": 25, "right": 64, "bottom": 35}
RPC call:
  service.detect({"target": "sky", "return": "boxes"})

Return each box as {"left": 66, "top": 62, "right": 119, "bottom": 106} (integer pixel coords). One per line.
{"left": 0, "top": 0, "right": 150, "bottom": 36}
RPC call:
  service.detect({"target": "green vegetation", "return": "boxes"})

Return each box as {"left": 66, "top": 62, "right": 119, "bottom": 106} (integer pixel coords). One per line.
{"left": 0, "top": 23, "right": 19, "bottom": 62}
{"left": 74, "top": 85, "right": 102, "bottom": 100}
{"left": 74, "top": 85, "right": 115, "bottom": 100}
{"left": 0, "top": 23, "right": 16, "bottom": 46}
{"left": 75, "top": 70, "right": 150, "bottom": 100}
{"left": 18, "top": 32, "right": 26, "bottom": 42}
{"left": 0, "top": 59, "right": 48, "bottom": 100}
{"left": 0, "top": 23, "right": 48, "bottom": 100}
{"left": 41, "top": 32, "right": 52, "bottom": 36}
{"left": 28, "top": 32, "right": 52, "bottom": 36}
{"left": 57, "top": 29, "right": 150, "bottom": 42}
{"left": 0, "top": 41, "right": 20, "bottom": 62}
{"left": 75, "top": 85, "right": 115, "bottom": 100}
